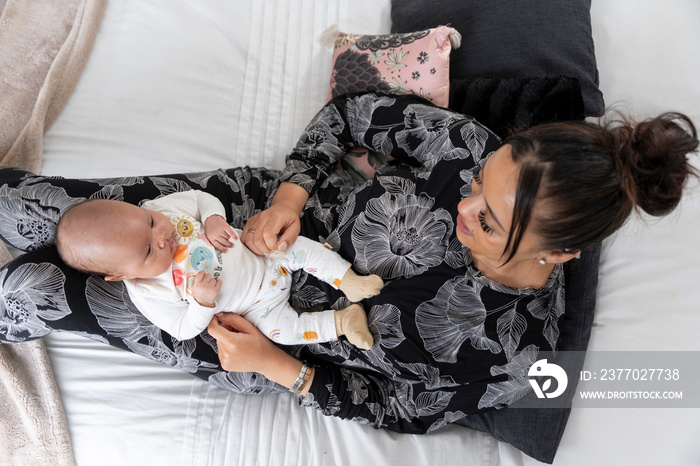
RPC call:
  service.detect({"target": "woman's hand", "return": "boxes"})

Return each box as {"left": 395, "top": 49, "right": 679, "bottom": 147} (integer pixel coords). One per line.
{"left": 207, "top": 313, "right": 314, "bottom": 394}
{"left": 207, "top": 313, "right": 279, "bottom": 373}
{"left": 242, "top": 203, "right": 301, "bottom": 255}
{"left": 242, "top": 182, "right": 309, "bottom": 255}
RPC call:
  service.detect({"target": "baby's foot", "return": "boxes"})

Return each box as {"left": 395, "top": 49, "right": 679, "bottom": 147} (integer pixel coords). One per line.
{"left": 338, "top": 269, "right": 384, "bottom": 302}
{"left": 334, "top": 304, "right": 373, "bottom": 350}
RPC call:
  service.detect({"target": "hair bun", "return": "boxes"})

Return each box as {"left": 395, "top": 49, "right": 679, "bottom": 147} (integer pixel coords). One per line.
{"left": 611, "top": 112, "right": 698, "bottom": 216}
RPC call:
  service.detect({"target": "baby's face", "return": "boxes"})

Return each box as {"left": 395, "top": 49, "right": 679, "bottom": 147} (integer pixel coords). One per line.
{"left": 104, "top": 203, "right": 176, "bottom": 279}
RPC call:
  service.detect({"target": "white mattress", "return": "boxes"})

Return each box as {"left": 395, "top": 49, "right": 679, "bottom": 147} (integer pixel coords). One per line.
{"left": 40, "top": 0, "right": 700, "bottom": 465}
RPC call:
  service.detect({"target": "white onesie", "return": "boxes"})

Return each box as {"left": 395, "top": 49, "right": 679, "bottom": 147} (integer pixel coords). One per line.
{"left": 123, "top": 190, "right": 351, "bottom": 342}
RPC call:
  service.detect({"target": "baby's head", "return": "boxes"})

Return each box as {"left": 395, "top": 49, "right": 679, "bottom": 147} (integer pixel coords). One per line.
{"left": 56, "top": 199, "right": 176, "bottom": 281}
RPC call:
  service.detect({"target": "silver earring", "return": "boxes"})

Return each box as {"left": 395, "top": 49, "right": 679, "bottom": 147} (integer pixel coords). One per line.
{"left": 538, "top": 258, "right": 546, "bottom": 265}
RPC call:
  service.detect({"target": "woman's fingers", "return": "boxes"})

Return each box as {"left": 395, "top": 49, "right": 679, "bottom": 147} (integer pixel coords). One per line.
{"left": 207, "top": 313, "right": 280, "bottom": 373}
{"left": 276, "top": 221, "right": 300, "bottom": 252}
{"left": 212, "top": 312, "right": 255, "bottom": 333}
{"left": 243, "top": 208, "right": 294, "bottom": 254}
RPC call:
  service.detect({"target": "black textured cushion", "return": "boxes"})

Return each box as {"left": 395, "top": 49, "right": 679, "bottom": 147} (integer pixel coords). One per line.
{"left": 448, "top": 76, "right": 586, "bottom": 139}
{"left": 391, "top": 0, "right": 604, "bottom": 116}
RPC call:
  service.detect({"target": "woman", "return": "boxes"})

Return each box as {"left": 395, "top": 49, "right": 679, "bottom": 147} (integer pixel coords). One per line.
{"left": 206, "top": 92, "right": 698, "bottom": 433}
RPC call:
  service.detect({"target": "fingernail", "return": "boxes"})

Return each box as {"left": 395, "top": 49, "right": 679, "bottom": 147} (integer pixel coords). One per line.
{"left": 278, "top": 241, "right": 288, "bottom": 252}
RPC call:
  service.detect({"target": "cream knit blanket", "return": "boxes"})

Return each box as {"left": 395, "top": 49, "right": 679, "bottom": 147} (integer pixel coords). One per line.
{"left": 0, "top": 0, "right": 106, "bottom": 464}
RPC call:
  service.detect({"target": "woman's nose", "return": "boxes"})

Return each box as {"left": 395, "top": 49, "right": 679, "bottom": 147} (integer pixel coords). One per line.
{"left": 458, "top": 194, "right": 480, "bottom": 220}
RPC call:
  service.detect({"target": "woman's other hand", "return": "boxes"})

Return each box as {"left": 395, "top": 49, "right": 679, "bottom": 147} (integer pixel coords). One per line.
{"left": 242, "top": 203, "right": 300, "bottom": 255}
{"left": 242, "top": 182, "right": 309, "bottom": 255}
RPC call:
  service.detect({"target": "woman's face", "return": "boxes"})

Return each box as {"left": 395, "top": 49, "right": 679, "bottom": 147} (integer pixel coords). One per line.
{"left": 455, "top": 144, "right": 544, "bottom": 267}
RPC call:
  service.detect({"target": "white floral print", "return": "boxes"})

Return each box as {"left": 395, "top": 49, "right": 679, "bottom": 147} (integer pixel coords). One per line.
{"left": 346, "top": 94, "right": 396, "bottom": 151}
{"left": 280, "top": 104, "right": 347, "bottom": 192}
{"left": 85, "top": 277, "right": 219, "bottom": 374}
{"left": 395, "top": 104, "right": 489, "bottom": 168}
{"left": 0, "top": 263, "right": 71, "bottom": 341}
{"left": 208, "top": 371, "right": 285, "bottom": 395}
{"left": 478, "top": 344, "right": 539, "bottom": 409}
{"left": 351, "top": 190, "right": 453, "bottom": 278}
{"left": 416, "top": 276, "right": 502, "bottom": 363}
{"left": 0, "top": 183, "right": 83, "bottom": 250}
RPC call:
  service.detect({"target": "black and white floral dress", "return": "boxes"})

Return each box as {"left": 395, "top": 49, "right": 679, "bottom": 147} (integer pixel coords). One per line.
{"left": 275, "top": 93, "right": 565, "bottom": 433}
{"left": 0, "top": 93, "right": 565, "bottom": 435}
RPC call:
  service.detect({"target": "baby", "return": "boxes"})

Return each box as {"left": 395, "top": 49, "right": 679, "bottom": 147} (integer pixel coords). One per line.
{"left": 55, "top": 190, "right": 383, "bottom": 349}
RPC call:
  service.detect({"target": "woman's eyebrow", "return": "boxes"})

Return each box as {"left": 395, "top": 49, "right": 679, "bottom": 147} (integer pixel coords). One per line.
{"left": 481, "top": 162, "right": 505, "bottom": 231}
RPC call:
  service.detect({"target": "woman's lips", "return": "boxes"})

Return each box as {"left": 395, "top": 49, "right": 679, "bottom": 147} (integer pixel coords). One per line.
{"left": 456, "top": 214, "right": 473, "bottom": 237}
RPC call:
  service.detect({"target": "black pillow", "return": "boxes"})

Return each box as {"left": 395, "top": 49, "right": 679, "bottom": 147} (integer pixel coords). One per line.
{"left": 391, "top": 0, "right": 604, "bottom": 117}
{"left": 448, "top": 76, "right": 586, "bottom": 139}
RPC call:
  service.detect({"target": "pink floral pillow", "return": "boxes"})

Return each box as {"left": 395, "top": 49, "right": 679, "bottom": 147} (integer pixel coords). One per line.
{"left": 327, "top": 26, "right": 459, "bottom": 108}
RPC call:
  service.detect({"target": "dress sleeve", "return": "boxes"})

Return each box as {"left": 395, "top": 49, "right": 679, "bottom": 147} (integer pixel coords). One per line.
{"left": 302, "top": 364, "right": 481, "bottom": 434}
{"left": 279, "top": 92, "right": 501, "bottom": 195}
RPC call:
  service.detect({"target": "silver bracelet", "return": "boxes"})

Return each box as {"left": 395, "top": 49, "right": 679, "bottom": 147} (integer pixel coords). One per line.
{"left": 290, "top": 362, "right": 313, "bottom": 395}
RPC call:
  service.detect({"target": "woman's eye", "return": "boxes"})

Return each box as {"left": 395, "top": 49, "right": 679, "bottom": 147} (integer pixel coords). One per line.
{"left": 478, "top": 209, "right": 493, "bottom": 234}
{"left": 473, "top": 169, "right": 484, "bottom": 186}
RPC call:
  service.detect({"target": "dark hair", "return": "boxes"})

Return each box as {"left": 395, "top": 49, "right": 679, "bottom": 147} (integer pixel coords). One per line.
{"left": 500, "top": 112, "right": 699, "bottom": 263}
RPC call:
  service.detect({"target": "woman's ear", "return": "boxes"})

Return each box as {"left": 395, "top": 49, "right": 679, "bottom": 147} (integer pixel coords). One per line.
{"left": 543, "top": 249, "right": 581, "bottom": 264}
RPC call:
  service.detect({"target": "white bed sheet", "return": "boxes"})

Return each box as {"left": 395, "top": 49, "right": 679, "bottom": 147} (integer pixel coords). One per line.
{"left": 40, "top": 0, "right": 700, "bottom": 465}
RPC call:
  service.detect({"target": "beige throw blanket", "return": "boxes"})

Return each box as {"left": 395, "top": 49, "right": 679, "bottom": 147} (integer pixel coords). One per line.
{"left": 0, "top": 0, "right": 106, "bottom": 464}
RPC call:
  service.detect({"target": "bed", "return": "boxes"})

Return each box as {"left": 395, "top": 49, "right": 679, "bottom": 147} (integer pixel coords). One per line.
{"left": 1, "top": 0, "right": 699, "bottom": 465}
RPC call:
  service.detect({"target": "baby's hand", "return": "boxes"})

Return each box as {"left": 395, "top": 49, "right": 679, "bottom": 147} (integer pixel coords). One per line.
{"left": 192, "top": 271, "right": 222, "bottom": 308}
{"left": 204, "top": 215, "right": 238, "bottom": 252}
